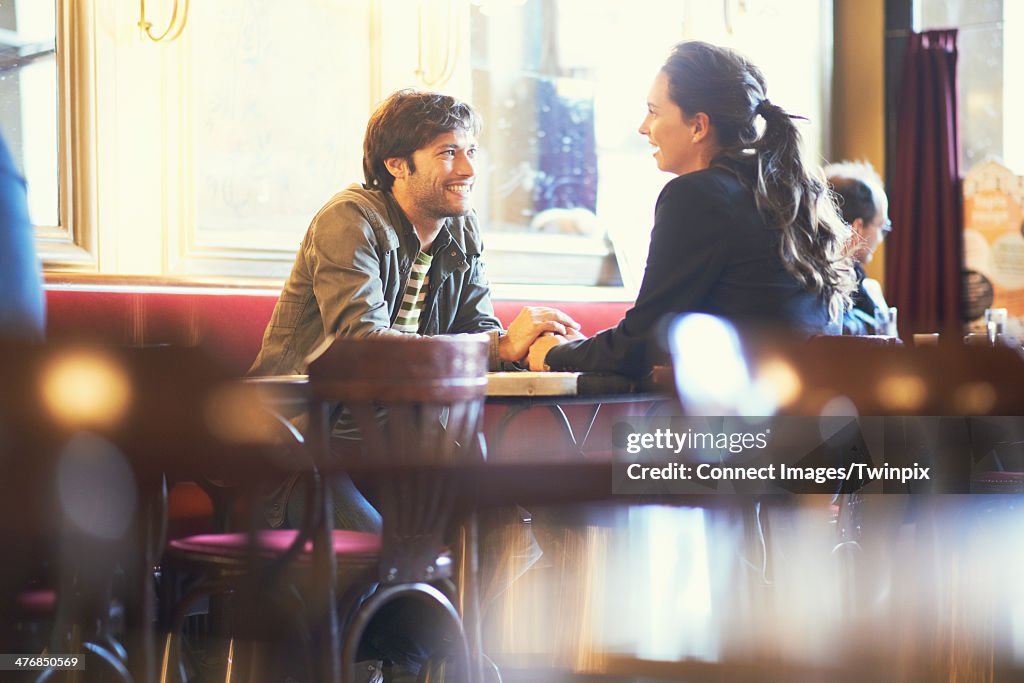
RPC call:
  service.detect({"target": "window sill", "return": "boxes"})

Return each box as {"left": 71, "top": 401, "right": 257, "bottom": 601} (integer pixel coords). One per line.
{"left": 45, "top": 272, "right": 637, "bottom": 304}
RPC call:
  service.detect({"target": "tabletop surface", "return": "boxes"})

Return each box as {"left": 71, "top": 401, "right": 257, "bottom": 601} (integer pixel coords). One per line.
{"left": 484, "top": 371, "right": 579, "bottom": 396}
{"left": 244, "top": 371, "right": 673, "bottom": 401}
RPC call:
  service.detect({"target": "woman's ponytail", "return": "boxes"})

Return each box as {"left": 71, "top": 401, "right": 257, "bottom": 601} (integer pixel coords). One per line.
{"left": 751, "top": 99, "right": 853, "bottom": 319}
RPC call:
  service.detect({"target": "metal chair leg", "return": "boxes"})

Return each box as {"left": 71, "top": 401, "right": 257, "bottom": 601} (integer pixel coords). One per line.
{"left": 341, "top": 583, "right": 471, "bottom": 683}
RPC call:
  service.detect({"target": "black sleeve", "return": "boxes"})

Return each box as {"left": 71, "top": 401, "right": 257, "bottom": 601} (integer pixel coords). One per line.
{"left": 545, "top": 175, "right": 730, "bottom": 376}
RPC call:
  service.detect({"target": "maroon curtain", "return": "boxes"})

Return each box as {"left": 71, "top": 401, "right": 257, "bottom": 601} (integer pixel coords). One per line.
{"left": 886, "top": 29, "right": 962, "bottom": 337}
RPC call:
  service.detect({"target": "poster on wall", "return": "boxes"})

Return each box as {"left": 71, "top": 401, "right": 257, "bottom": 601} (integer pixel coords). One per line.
{"left": 962, "top": 160, "right": 1024, "bottom": 339}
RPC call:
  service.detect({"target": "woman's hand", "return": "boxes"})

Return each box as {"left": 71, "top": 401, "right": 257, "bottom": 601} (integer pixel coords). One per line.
{"left": 528, "top": 334, "right": 565, "bottom": 371}
{"left": 498, "top": 306, "right": 581, "bottom": 362}
{"left": 527, "top": 328, "right": 586, "bottom": 371}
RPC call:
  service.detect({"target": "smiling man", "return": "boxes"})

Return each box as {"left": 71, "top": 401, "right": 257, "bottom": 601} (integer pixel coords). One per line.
{"left": 251, "top": 90, "right": 579, "bottom": 529}
{"left": 250, "top": 91, "right": 572, "bottom": 679}
{"left": 251, "top": 89, "right": 578, "bottom": 380}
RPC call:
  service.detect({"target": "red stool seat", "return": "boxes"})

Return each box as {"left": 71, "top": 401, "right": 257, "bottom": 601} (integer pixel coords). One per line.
{"left": 15, "top": 588, "right": 57, "bottom": 618}
{"left": 167, "top": 529, "right": 382, "bottom": 560}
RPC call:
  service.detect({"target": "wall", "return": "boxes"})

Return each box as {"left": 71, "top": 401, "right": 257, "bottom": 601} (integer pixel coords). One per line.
{"left": 832, "top": 0, "right": 888, "bottom": 282}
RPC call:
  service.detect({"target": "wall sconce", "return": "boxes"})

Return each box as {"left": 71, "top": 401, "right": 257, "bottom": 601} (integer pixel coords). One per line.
{"left": 138, "top": 0, "right": 190, "bottom": 43}
{"left": 416, "top": 0, "right": 459, "bottom": 87}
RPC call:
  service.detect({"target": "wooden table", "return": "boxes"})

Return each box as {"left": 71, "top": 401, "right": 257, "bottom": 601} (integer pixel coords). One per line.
{"left": 484, "top": 371, "right": 675, "bottom": 462}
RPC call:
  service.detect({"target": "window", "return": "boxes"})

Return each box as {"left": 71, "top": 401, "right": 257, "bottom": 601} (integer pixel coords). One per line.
{"left": 0, "top": 1, "right": 57, "bottom": 228}
{"left": 466, "top": 0, "right": 832, "bottom": 292}
{"left": 917, "top": 0, "right": 1024, "bottom": 173}
{"left": 37, "top": 0, "right": 832, "bottom": 294}
{"left": 180, "top": 0, "right": 372, "bottom": 278}
{"left": 2, "top": 0, "right": 97, "bottom": 270}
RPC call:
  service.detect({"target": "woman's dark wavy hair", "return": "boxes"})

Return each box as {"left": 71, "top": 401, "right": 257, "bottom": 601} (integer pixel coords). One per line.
{"left": 661, "top": 41, "right": 853, "bottom": 317}
{"left": 363, "top": 89, "right": 481, "bottom": 192}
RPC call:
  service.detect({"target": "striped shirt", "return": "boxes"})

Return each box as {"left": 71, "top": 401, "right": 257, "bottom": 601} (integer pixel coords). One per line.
{"left": 392, "top": 250, "right": 432, "bottom": 333}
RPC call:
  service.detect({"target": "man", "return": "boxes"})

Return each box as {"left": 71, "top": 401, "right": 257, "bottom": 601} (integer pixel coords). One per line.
{"left": 251, "top": 89, "right": 577, "bottom": 378}
{"left": 252, "top": 90, "right": 578, "bottom": 531}
{"left": 251, "top": 90, "right": 575, "bottom": 679}
{"left": 825, "top": 160, "right": 893, "bottom": 335}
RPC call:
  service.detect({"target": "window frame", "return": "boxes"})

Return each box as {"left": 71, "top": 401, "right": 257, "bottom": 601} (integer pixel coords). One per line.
{"left": 36, "top": 0, "right": 98, "bottom": 271}
{"left": 37, "top": 0, "right": 835, "bottom": 302}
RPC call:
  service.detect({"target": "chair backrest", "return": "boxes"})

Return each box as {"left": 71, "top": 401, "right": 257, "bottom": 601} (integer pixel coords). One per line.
{"left": 807, "top": 334, "right": 903, "bottom": 350}
{"left": 772, "top": 342, "right": 1024, "bottom": 416}
{"left": 306, "top": 334, "right": 490, "bottom": 462}
{"left": 305, "top": 334, "right": 490, "bottom": 583}
{"left": 0, "top": 341, "right": 273, "bottom": 533}
{"left": 668, "top": 317, "right": 1024, "bottom": 416}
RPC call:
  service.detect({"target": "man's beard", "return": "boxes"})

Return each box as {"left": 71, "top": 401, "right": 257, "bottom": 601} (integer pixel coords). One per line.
{"left": 408, "top": 181, "right": 472, "bottom": 220}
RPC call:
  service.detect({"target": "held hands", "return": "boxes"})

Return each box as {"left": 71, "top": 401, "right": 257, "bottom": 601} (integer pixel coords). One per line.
{"left": 527, "top": 328, "right": 587, "bottom": 371}
{"left": 498, "top": 306, "right": 581, "bottom": 362}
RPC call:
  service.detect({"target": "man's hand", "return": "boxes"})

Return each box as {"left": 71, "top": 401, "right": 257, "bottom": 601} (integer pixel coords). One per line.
{"left": 498, "top": 306, "right": 581, "bottom": 363}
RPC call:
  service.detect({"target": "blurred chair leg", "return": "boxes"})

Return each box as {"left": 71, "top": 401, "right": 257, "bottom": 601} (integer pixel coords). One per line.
{"left": 458, "top": 516, "right": 486, "bottom": 683}
{"left": 35, "top": 640, "right": 131, "bottom": 683}
{"left": 341, "top": 584, "right": 471, "bottom": 683}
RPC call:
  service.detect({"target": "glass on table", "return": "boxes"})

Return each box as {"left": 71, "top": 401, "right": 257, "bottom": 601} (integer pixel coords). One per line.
{"left": 984, "top": 308, "right": 1008, "bottom": 345}
{"left": 964, "top": 332, "right": 992, "bottom": 347}
{"left": 984, "top": 308, "right": 1008, "bottom": 333}
{"left": 875, "top": 306, "right": 898, "bottom": 336}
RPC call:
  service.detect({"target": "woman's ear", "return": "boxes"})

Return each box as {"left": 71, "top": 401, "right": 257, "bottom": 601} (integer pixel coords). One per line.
{"left": 691, "top": 112, "right": 712, "bottom": 143}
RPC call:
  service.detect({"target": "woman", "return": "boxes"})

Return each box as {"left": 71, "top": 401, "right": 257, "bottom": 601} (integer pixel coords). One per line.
{"left": 529, "top": 40, "right": 853, "bottom": 376}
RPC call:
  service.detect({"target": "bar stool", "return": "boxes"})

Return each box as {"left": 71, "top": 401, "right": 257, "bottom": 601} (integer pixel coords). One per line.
{"left": 154, "top": 367, "right": 391, "bottom": 682}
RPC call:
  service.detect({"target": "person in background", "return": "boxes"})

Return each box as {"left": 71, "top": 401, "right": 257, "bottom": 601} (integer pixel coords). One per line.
{"left": 0, "top": 133, "right": 45, "bottom": 342}
{"left": 528, "top": 41, "right": 854, "bottom": 375}
{"left": 825, "top": 160, "right": 892, "bottom": 335}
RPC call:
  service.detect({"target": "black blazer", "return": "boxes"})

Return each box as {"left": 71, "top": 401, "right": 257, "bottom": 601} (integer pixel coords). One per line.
{"left": 546, "top": 163, "right": 831, "bottom": 376}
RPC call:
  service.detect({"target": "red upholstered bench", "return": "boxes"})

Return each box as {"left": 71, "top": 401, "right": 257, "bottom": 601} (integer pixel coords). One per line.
{"left": 45, "top": 281, "right": 630, "bottom": 375}
{"left": 45, "top": 281, "right": 281, "bottom": 375}
{"left": 44, "top": 277, "right": 633, "bottom": 536}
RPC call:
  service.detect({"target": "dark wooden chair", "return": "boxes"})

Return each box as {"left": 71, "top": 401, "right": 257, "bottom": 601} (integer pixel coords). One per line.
{"left": 303, "top": 334, "right": 491, "bottom": 683}
{"left": 0, "top": 341, "right": 285, "bottom": 683}
{"left": 158, "top": 334, "right": 492, "bottom": 682}
{"left": 772, "top": 339, "right": 1024, "bottom": 417}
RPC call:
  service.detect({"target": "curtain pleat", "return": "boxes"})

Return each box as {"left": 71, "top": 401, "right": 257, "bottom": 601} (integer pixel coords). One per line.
{"left": 886, "top": 29, "right": 962, "bottom": 337}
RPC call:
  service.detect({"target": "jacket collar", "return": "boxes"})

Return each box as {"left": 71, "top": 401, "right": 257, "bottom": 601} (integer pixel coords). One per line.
{"left": 380, "top": 192, "right": 470, "bottom": 273}
{"left": 431, "top": 226, "right": 471, "bottom": 274}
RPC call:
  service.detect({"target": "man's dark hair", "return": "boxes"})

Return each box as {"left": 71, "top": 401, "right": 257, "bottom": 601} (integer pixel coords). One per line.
{"left": 363, "top": 89, "right": 481, "bottom": 192}
{"left": 825, "top": 161, "right": 884, "bottom": 225}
